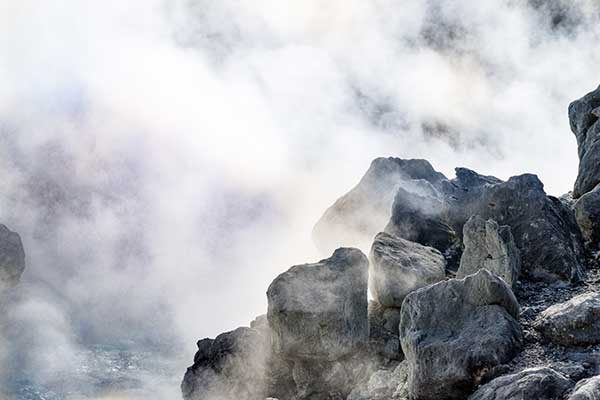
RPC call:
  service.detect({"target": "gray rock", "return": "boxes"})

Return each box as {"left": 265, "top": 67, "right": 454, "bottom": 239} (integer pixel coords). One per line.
{"left": 0, "top": 225, "right": 25, "bottom": 287}
{"left": 449, "top": 172, "right": 585, "bottom": 283}
{"left": 569, "top": 84, "right": 600, "bottom": 198}
{"left": 534, "top": 292, "right": 600, "bottom": 347}
{"left": 368, "top": 301, "right": 402, "bottom": 362}
{"left": 468, "top": 367, "right": 574, "bottom": 400}
{"left": 568, "top": 375, "right": 600, "bottom": 400}
{"left": 574, "top": 185, "right": 600, "bottom": 251}
{"left": 457, "top": 216, "right": 521, "bottom": 287}
{"left": 347, "top": 361, "right": 409, "bottom": 400}
{"left": 267, "top": 247, "right": 369, "bottom": 361}
{"left": 400, "top": 269, "right": 523, "bottom": 400}
{"left": 181, "top": 326, "right": 271, "bottom": 400}
{"left": 369, "top": 232, "right": 446, "bottom": 307}
{"left": 313, "top": 158, "right": 448, "bottom": 255}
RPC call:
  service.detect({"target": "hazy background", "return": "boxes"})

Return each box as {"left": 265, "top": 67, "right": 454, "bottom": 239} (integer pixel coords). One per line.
{"left": 1, "top": 0, "right": 599, "bottom": 398}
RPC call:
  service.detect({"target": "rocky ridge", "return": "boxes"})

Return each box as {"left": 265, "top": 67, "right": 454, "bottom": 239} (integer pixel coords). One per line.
{"left": 182, "top": 85, "right": 600, "bottom": 400}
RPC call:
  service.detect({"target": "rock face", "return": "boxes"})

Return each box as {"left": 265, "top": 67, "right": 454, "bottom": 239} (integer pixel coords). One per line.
{"left": 569, "top": 84, "right": 600, "bottom": 198}
{"left": 369, "top": 232, "right": 446, "bottom": 308}
{"left": 456, "top": 216, "right": 521, "bottom": 287}
{"left": 568, "top": 375, "right": 600, "bottom": 400}
{"left": 313, "top": 158, "right": 448, "bottom": 255}
{"left": 347, "top": 361, "right": 409, "bottom": 400}
{"left": 267, "top": 247, "right": 368, "bottom": 360}
{"left": 534, "top": 292, "right": 600, "bottom": 347}
{"left": 574, "top": 186, "right": 600, "bottom": 251}
{"left": 368, "top": 301, "right": 402, "bottom": 362}
{"left": 468, "top": 367, "right": 574, "bottom": 400}
{"left": 181, "top": 325, "right": 271, "bottom": 400}
{"left": 400, "top": 269, "right": 523, "bottom": 400}
{"left": 0, "top": 225, "right": 25, "bottom": 287}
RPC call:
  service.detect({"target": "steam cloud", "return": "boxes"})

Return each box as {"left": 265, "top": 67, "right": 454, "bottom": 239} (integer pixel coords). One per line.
{"left": 1, "top": 0, "right": 600, "bottom": 398}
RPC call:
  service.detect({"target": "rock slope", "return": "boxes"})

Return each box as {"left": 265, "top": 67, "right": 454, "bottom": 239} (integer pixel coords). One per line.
{"left": 182, "top": 85, "right": 600, "bottom": 400}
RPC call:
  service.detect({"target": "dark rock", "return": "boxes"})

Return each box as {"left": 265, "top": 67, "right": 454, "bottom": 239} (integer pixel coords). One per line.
{"left": 569, "top": 84, "right": 600, "bottom": 198}
{"left": 534, "top": 292, "right": 600, "bottom": 347}
{"left": 368, "top": 301, "right": 402, "bottom": 362}
{"left": 468, "top": 367, "right": 573, "bottom": 400}
{"left": 267, "top": 247, "right": 368, "bottom": 361}
{"left": 347, "top": 361, "right": 409, "bottom": 400}
{"left": 568, "top": 375, "right": 600, "bottom": 399}
{"left": 0, "top": 225, "right": 25, "bottom": 288}
{"left": 181, "top": 326, "right": 271, "bottom": 400}
{"left": 400, "top": 269, "right": 523, "bottom": 400}
{"left": 456, "top": 216, "right": 521, "bottom": 287}
{"left": 574, "top": 185, "right": 600, "bottom": 251}
{"left": 313, "top": 158, "right": 448, "bottom": 255}
{"left": 369, "top": 232, "right": 446, "bottom": 308}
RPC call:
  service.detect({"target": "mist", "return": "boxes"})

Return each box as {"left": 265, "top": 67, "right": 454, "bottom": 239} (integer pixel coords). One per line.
{"left": 1, "top": 0, "right": 600, "bottom": 398}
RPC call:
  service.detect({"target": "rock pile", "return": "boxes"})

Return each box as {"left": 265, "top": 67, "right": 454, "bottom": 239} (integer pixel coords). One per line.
{"left": 182, "top": 85, "right": 600, "bottom": 400}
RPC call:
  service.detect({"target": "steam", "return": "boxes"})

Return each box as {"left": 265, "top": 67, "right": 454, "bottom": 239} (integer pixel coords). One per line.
{"left": 1, "top": 0, "right": 600, "bottom": 398}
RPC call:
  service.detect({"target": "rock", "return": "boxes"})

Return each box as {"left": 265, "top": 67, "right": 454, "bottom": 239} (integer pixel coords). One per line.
{"left": 534, "top": 292, "right": 600, "bottom": 346}
{"left": 347, "top": 361, "right": 409, "bottom": 400}
{"left": 569, "top": 84, "right": 600, "bottom": 198}
{"left": 400, "top": 269, "right": 523, "bottom": 400}
{"left": 568, "top": 375, "right": 600, "bottom": 400}
{"left": 449, "top": 172, "right": 585, "bottom": 283}
{"left": 456, "top": 216, "right": 521, "bottom": 287}
{"left": 384, "top": 186, "right": 461, "bottom": 267}
{"left": 181, "top": 326, "right": 271, "bottom": 400}
{"left": 313, "top": 158, "right": 448, "bottom": 255}
{"left": 0, "top": 225, "right": 25, "bottom": 287}
{"left": 369, "top": 232, "right": 446, "bottom": 307}
{"left": 468, "top": 367, "right": 574, "bottom": 400}
{"left": 267, "top": 247, "right": 369, "bottom": 361}
{"left": 574, "top": 185, "right": 600, "bottom": 251}
{"left": 368, "top": 301, "right": 402, "bottom": 362}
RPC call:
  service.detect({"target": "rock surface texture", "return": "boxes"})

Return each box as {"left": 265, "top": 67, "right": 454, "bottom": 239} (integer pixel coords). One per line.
{"left": 568, "top": 375, "right": 600, "bottom": 400}
{"left": 468, "top": 367, "right": 574, "bottom": 400}
{"left": 456, "top": 215, "right": 521, "bottom": 287}
{"left": 399, "top": 269, "right": 523, "bottom": 400}
{"left": 0, "top": 225, "right": 25, "bottom": 288}
{"left": 534, "top": 292, "right": 600, "bottom": 347}
{"left": 369, "top": 232, "right": 446, "bottom": 307}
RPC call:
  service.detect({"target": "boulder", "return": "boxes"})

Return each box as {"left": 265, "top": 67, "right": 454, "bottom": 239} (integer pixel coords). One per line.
{"left": 400, "top": 269, "right": 523, "bottom": 400}
{"left": 534, "top": 292, "right": 600, "bottom": 346}
{"left": 347, "top": 361, "right": 409, "bottom": 400}
{"left": 569, "top": 84, "right": 600, "bottom": 198}
{"left": 267, "top": 247, "right": 369, "bottom": 361}
{"left": 313, "top": 158, "right": 448, "bottom": 255}
{"left": 368, "top": 301, "right": 402, "bottom": 362}
{"left": 449, "top": 172, "right": 585, "bottom": 283}
{"left": 369, "top": 232, "right": 446, "bottom": 307}
{"left": 574, "top": 185, "right": 600, "bottom": 251}
{"left": 568, "top": 375, "right": 600, "bottom": 400}
{"left": 468, "top": 367, "right": 574, "bottom": 400}
{"left": 456, "top": 216, "right": 521, "bottom": 287}
{"left": 0, "top": 225, "right": 25, "bottom": 287}
{"left": 181, "top": 326, "right": 271, "bottom": 400}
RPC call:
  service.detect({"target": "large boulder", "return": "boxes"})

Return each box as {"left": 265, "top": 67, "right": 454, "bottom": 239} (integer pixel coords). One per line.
{"left": 468, "top": 367, "right": 574, "bottom": 400}
{"left": 534, "top": 292, "right": 600, "bottom": 347}
{"left": 369, "top": 232, "right": 446, "bottom": 308}
{"left": 181, "top": 325, "right": 271, "bottom": 400}
{"left": 267, "top": 247, "right": 369, "bottom": 360}
{"left": 368, "top": 301, "right": 402, "bottom": 362}
{"left": 456, "top": 216, "right": 521, "bottom": 287}
{"left": 574, "top": 185, "right": 600, "bottom": 251}
{"left": 568, "top": 375, "right": 600, "bottom": 400}
{"left": 313, "top": 158, "right": 448, "bottom": 255}
{"left": 0, "top": 225, "right": 25, "bottom": 287}
{"left": 347, "top": 361, "right": 409, "bottom": 400}
{"left": 399, "top": 269, "right": 523, "bottom": 400}
{"left": 569, "top": 84, "right": 600, "bottom": 198}
{"left": 449, "top": 172, "right": 585, "bottom": 283}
